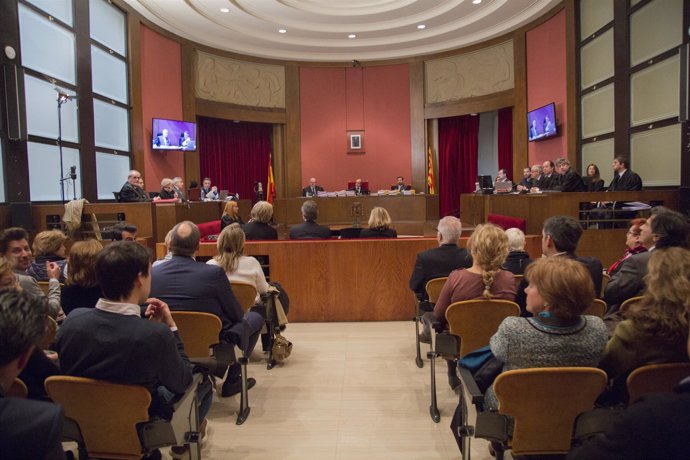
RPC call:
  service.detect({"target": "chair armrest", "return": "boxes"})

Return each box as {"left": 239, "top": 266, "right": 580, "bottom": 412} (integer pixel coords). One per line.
{"left": 458, "top": 366, "right": 485, "bottom": 408}
{"left": 474, "top": 412, "right": 510, "bottom": 443}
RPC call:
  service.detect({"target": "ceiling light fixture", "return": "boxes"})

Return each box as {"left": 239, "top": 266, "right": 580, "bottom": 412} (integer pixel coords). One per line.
{"left": 220, "top": 7, "right": 229, "bottom": 13}
{"left": 417, "top": 24, "right": 426, "bottom": 30}
{"left": 278, "top": 29, "right": 287, "bottom": 34}
{"left": 472, "top": 0, "right": 482, "bottom": 4}
{"left": 348, "top": 34, "right": 356, "bottom": 39}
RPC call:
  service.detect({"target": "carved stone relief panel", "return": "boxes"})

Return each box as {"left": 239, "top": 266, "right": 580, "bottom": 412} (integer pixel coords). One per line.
{"left": 425, "top": 40, "right": 514, "bottom": 104}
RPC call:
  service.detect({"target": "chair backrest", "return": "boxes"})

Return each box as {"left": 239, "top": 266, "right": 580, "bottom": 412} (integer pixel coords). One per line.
{"left": 37, "top": 281, "right": 50, "bottom": 295}
{"left": 600, "top": 272, "right": 610, "bottom": 298}
{"left": 494, "top": 367, "right": 607, "bottom": 456}
{"left": 513, "top": 274, "right": 524, "bottom": 290}
{"left": 7, "top": 378, "right": 28, "bottom": 398}
{"left": 627, "top": 362, "right": 690, "bottom": 404}
{"left": 425, "top": 277, "right": 447, "bottom": 304}
{"left": 45, "top": 376, "right": 151, "bottom": 460}
{"left": 170, "top": 311, "right": 222, "bottom": 357}
{"left": 620, "top": 295, "right": 644, "bottom": 313}
{"left": 445, "top": 299, "right": 520, "bottom": 357}
{"left": 231, "top": 281, "right": 258, "bottom": 313}
{"left": 38, "top": 316, "right": 58, "bottom": 350}
{"left": 583, "top": 299, "right": 606, "bottom": 318}
{"left": 113, "top": 191, "right": 122, "bottom": 202}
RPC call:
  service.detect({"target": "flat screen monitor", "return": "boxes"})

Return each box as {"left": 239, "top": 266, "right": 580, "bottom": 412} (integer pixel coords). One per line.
{"left": 152, "top": 118, "right": 197, "bottom": 151}
{"left": 527, "top": 102, "right": 557, "bottom": 142}
{"left": 478, "top": 175, "right": 494, "bottom": 192}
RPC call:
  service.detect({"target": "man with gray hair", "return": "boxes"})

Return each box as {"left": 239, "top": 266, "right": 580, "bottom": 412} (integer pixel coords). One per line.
{"left": 119, "top": 169, "right": 150, "bottom": 202}
{"left": 172, "top": 176, "right": 187, "bottom": 203}
{"left": 409, "top": 216, "right": 472, "bottom": 300}
{"left": 554, "top": 157, "right": 585, "bottom": 192}
{"left": 289, "top": 200, "right": 332, "bottom": 239}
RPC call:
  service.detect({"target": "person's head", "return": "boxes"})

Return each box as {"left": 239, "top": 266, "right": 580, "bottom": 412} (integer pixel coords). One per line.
{"left": 223, "top": 200, "right": 239, "bottom": 217}
{"left": 397, "top": 176, "right": 405, "bottom": 185}
{"left": 32, "top": 230, "right": 68, "bottom": 258}
{"left": 544, "top": 116, "right": 550, "bottom": 124}
{"left": 522, "top": 167, "right": 531, "bottom": 178}
{"left": 127, "top": 170, "right": 142, "bottom": 186}
{"left": 139, "top": 178, "right": 145, "bottom": 188}
{"left": 531, "top": 120, "right": 537, "bottom": 128}
{"left": 628, "top": 247, "right": 690, "bottom": 340}
{"left": 586, "top": 163, "right": 600, "bottom": 179}
{"left": 541, "top": 215, "right": 582, "bottom": 256}
{"left": 530, "top": 164, "right": 543, "bottom": 179}
{"left": 625, "top": 218, "right": 647, "bottom": 249}
{"left": 173, "top": 177, "right": 184, "bottom": 189}
{"left": 0, "top": 258, "right": 19, "bottom": 291}
{"left": 0, "top": 227, "right": 32, "bottom": 272}
{"left": 355, "top": 178, "right": 362, "bottom": 187}
{"left": 309, "top": 178, "right": 317, "bottom": 187}
{"left": 467, "top": 224, "right": 510, "bottom": 298}
{"left": 505, "top": 227, "right": 526, "bottom": 252}
{"left": 250, "top": 201, "right": 274, "bottom": 223}
{"left": 368, "top": 207, "right": 392, "bottom": 230}
{"left": 215, "top": 223, "right": 245, "bottom": 273}
{"left": 170, "top": 221, "right": 200, "bottom": 257}
{"left": 111, "top": 222, "right": 138, "bottom": 242}
{"left": 182, "top": 131, "right": 189, "bottom": 139}
{"left": 164, "top": 229, "right": 173, "bottom": 251}
{"left": 66, "top": 239, "right": 102, "bottom": 288}
{"left": 161, "top": 178, "right": 174, "bottom": 192}
{"left": 436, "top": 216, "right": 462, "bottom": 245}
{"left": 524, "top": 257, "right": 594, "bottom": 320}
{"left": 542, "top": 160, "right": 555, "bottom": 175}
{"left": 555, "top": 157, "right": 570, "bottom": 174}
{"left": 96, "top": 241, "right": 151, "bottom": 302}
{"left": 612, "top": 156, "right": 629, "bottom": 173}
{"left": 641, "top": 207, "right": 690, "bottom": 249}
{"left": 162, "top": 128, "right": 168, "bottom": 137}
{"left": 301, "top": 200, "right": 319, "bottom": 221}
{"left": 203, "top": 177, "right": 211, "bottom": 189}
{"left": 0, "top": 290, "right": 50, "bottom": 390}
{"left": 497, "top": 169, "right": 507, "bottom": 181}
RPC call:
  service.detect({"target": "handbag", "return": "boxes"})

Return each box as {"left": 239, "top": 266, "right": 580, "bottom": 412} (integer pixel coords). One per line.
{"left": 459, "top": 345, "right": 503, "bottom": 394}
{"left": 272, "top": 333, "right": 293, "bottom": 361}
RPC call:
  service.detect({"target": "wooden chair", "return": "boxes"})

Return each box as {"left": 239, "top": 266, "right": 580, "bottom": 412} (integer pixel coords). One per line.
{"left": 427, "top": 299, "right": 519, "bottom": 423}
{"left": 37, "top": 281, "right": 64, "bottom": 296}
{"left": 45, "top": 374, "right": 202, "bottom": 460}
{"left": 412, "top": 277, "right": 447, "bottom": 368}
{"left": 230, "top": 281, "right": 258, "bottom": 313}
{"left": 627, "top": 362, "right": 690, "bottom": 404}
{"left": 620, "top": 295, "right": 644, "bottom": 313}
{"left": 513, "top": 274, "right": 524, "bottom": 290}
{"left": 7, "top": 378, "right": 28, "bottom": 398}
{"left": 583, "top": 299, "right": 607, "bottom": 318}
{"left": 39, "top": 316, "right": 58, "bottom": 350}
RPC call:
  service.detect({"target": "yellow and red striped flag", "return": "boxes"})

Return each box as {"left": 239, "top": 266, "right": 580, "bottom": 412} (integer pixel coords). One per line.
{"left": 427, "top": 146, "right": 435, "bottom": 194}
{"left": 267, "top": 152, "right": 276, "bottom": 204}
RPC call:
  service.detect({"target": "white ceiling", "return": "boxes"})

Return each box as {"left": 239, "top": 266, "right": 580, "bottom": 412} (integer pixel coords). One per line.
{"left": 124, "top": 0, "right": 560, "bottom": 62}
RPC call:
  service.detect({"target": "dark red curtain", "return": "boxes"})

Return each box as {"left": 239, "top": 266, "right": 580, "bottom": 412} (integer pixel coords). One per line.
{"left": 438, "top": 115, "right": 480, "bottom": 217}
{"left": 497, "top": 107, "right": 513, "bottom": 180}
{"left": 198, "top": 117, "right": 271, "bottom": 200}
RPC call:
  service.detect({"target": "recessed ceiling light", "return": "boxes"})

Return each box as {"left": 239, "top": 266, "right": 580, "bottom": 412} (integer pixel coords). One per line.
{"left": 417, "top": 24, "right": 426, "bottom": 30}
{"left": 220, "top": 7, "right": 229, "bottom": 13}
{"left": 278, "top": 29, "right": 287, "bottom": 34}
{"left": 472, "top": 0, "right": 482, "bottom": 4}
{"left": 348, "top": 34, "right": 356, "bottom": 39}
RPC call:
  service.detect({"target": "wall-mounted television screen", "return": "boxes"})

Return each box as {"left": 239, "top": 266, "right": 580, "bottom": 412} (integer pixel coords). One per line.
{"left": 152, "top": 118, "right": 197, "bottom": 151}
{"left": 527, "top": 102, "right": 557, "bottom": 142}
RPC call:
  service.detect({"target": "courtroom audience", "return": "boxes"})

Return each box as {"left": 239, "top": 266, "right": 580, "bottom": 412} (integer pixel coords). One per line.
{"left": 502, "top": 227, "right": 532, "bottom": 275}
{"left": 60, "top": 239, "right": 103, "bottom": 315}
{"left": 220, "top": 200, "right": 244, "bottom": 230}
{"left": 485, "top": 257, "right": 608, "bottom": 411}
{"left": 289, "top": 200, "right": 332, "bottom": 239}
{"left": 607, "top": 218, "right": 647, "bottom": 275}
{"left": 359, "top": 207, "right": 397, "bottom": 238}
{"left": 26, "top": 230, "right": 68, "bottom": 283}
{"left": 599, "top": 247, "right": 690, "bottom": 405}
{"left": 243, "top": 201, "right": 278, "bottom": 241}
{"left": 0, "top": 290, "right": 65, "bottom": 460}
{"left": 408, "top": 216, "right": 472, "bottom": 301}
{"left": 585, "top": 163, "right": 605, "bottom": 192}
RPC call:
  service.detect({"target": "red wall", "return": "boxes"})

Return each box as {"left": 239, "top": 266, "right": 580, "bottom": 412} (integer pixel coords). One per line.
{"left": 300, "top": 64, "right": 411, "bottom": 191}
{"left": 526, "top": 10, "right": 568, "bottom": 166}
{"left": 140, "top": 25, "right": 184, "bottom": 192}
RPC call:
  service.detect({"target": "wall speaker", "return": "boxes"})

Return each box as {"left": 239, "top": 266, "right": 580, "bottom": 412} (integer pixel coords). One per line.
{"left": 10, "top": 202, "right": 33, "bottom": 231}
{"left": 2, "top": 63, "right": 23, "bottom": 140}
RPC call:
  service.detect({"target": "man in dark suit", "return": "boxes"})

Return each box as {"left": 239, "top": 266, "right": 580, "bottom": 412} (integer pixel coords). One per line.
{"left": 409, "top": 216, "right": 472, "bottom": 300}
{"left": 536, "top": 160, "right": 558, "bottom": 190}
{"left": 0, "top": 290, "right": 65, "bottom": 460}
{"left": 289, "top": 200, "right": 332, "bottom": 239}
{"left": 391, "top": 176, "right": 411, "bottom": 192}
{"left": 594, "top": 155, "right": 644, "bottom": 228}
{"left": 517, "top": 165, "right": 543, "bottom": 193}
{"left": 172, "top": 176, "right": 187, "bottom": 203}
{"left": 349, "top": 178, "right": 369, "bottom": 196}
{"left": 119, "top": 170, "right": 151, "bottom": 202}
{"left": 153, "top": 128, "right": 172, "bottom": 147}
{"left": 554, "top": 157, "right": 585, "bottom": 192}
{"left": 607, "top": 156, "right": 643, "bottom": 191}
{"left": 302, "top": 177, "right": 324, "bottom": 197}
{"left": 150, "top": 221, "right": 264, "bottom": 397}
{"left": 243, "top": 201, "right": 278, "bottom": 240}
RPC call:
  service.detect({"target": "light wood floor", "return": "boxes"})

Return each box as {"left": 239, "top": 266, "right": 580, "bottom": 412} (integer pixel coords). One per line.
{"left": 165, "top": 321, "right": 500, "bottom": 460}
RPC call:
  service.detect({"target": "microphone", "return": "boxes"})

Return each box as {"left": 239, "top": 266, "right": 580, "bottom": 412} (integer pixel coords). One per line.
{"left": 69, "top": 165, "right": 77, "bottom": 180}
{"left": 258, "top": 182, "right": 263, "bottom": 193}
{"left": 54, "top": 87, "right": 77, "bottom": 103}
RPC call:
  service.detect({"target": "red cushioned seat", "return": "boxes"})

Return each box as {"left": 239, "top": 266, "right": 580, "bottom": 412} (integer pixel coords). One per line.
{"left": 487, "top": 214, "right": 527, "bottom": 232}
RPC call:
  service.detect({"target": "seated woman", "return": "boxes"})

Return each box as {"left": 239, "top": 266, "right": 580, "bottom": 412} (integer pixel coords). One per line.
{"left": 220, "top": 200, "right": 244, "bottom": 231}
{"left": 586, "top": 163, "right": 605, "bottom": 192}
{"left": 502, "top": 227, "right": 532, "bottom": 275}
{"left": 426, "top": 223, "right": 516, "bottom": 388}
{"left": 485, "top": 257, "right": 608, "bottom": 410}
{"left": 607, "top": 218, "right": 647, "bottom": 275}
{"left": 359, "top": 207, "right": 397, "bottom": 238}
{"left": 158, "top": 177, "right": 177, "bottom": 200}
{"left": 27, "top": 230, "right": 68, "bottom": 282}
{"left": 242, "top": 201, "right": 278, "bottom": 241}
{"left": 60, "top": 239, "right": 103, "bottom": 316}
{"left": 599, "top": 247, "right": 690, "bottom": 404}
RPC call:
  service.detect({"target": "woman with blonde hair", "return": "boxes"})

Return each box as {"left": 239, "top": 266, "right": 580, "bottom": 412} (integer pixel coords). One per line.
{"left": 27, "top": 229, "right": 68, "bottom": 282}
{"left": 599, "top": 247, "right": 690, "bottom": 403}
{"left": 220, "top": 200, "right": 244, "bottom": 230}
{"left": 60, "top": 239, "right": 103, "bottom": 315}
{"left": 360, "top": 207, "right": 397, "bottom": 238}
{"left": 243, "top": 201, "right": 278, "bottom": 240}
{"left": 0, "top": 257, "right": 19, "bottom": 291}
{"left": 159, "top": 177, "right": 177, "bottom": 199}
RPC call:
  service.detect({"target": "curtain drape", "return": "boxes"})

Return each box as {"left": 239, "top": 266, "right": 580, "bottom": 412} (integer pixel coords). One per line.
{"left": 198, "top": 117, "right": 272, "bottom": 200}
{"left": 438, "top": 115, "right": 480, "bottom": 217}
{"left": 497, "top": 107, "right": 513, "bottom": 180}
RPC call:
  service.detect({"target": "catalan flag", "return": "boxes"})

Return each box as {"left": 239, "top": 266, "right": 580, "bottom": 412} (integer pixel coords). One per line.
{"left": 427, "top": 146, "right": 435, "bottom": 194}
{"left": 267, "top": 152, "right": 276, "bottom": 204}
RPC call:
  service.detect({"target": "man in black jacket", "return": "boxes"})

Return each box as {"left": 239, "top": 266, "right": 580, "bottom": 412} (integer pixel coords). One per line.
{"left": 554, "top": 157, "right": 585, "bottom": 192}
{"left": 289, "top": 200, "right": 332, "bottom": 239}
{"left": 119, "top": 170, "right": 151, "bottom": 202}
{"left": 607, "top": 155, "right": 643, "bottom": 191}
{"left": 302, "top": 177, "right": 325, "bottom": 197}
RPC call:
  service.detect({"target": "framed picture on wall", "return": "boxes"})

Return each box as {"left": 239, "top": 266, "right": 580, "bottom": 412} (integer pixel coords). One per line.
{"left": 347, "top": 130, "right": 365, "bottom": 154}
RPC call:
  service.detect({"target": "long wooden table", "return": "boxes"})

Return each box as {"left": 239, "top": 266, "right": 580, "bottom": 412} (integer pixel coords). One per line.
{"left": 157, "top": 235, "right": 542, "bottom": 322}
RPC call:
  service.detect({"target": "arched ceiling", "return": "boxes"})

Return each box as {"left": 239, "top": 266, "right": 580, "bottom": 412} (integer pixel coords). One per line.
{"left": 123, "top": 0, "right": 560, "bottom": 62}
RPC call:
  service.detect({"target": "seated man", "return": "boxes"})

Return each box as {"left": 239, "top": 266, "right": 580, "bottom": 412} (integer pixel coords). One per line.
{"left": 110, "top": 222, "right": 138, "bottom": 241}
{"left": 349, "top": 178, "right": 369, "bottom": 196}
{"left": 553, "top": 157, "right": 585, "bottom": 192}
{"left": 200, "top": 177, "right": 219, "bottom": 201}
{"left": 119, "top": 170, "right": 151, "bottom": 202}
{"left": 302, "top": 177, "right": 324, "bottom": 197}
{"left": 0, "top": 227, "right": 63, "bottom": 320}
{"left": 172, "top": 177, "right": 187, "bottom": 203}
{"left": 56, "top": 241, "right": 212, "bottom": 456}
{"left": 0, "top": 290, "right": 65, "bottom": 460}
{"left": 289, "top": 200, "right": 331, "bottom": 240}
{"left": 391, "top": 176, "right": 410, "bottom": 192}
{"left": 409, "top": 216, "right": 472, "bottom": 301}
{"left": 150, "top": 221, "right": 264, "bottom": 397}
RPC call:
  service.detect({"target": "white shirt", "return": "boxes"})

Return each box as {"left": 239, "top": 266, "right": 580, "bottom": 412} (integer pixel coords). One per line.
{"left": 207, "top": 256, "right": 269, "bottom": 303}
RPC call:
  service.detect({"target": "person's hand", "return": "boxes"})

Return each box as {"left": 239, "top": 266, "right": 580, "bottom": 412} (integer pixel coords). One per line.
{"left": 516, "top": 185, "right": 526, "bottom": 192}
{"left": 153, "top": 196, "right": 161, "bottom": 201}
{"left": 529, "top": 187, "right": 540, "bottom": 193}
{"left": 211, "top": 186, "right": 218, "bottom": 192}
{"left": 144, "top": 298, "right": 176, "bottom": 328}
{"left": 46, "top": 261, "right": 61, "bottom": 280}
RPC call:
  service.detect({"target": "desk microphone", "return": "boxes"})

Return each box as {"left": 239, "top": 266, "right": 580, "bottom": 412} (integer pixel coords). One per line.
{"left": 258, "top": 182, "right": 263, "bottom": 194}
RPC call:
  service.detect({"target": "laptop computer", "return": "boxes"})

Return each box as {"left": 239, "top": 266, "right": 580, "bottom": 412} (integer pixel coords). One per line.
{"left": 494, "top": 181, "right": 513, "bottom": 193}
